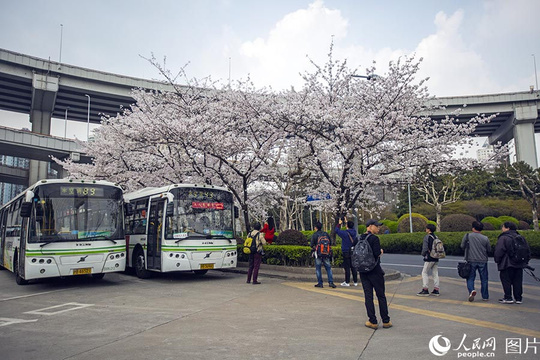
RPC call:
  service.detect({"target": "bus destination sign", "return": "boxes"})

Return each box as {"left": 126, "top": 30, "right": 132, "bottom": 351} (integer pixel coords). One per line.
{"left": 192, "top": 202, "right": 224, "bottom": 210}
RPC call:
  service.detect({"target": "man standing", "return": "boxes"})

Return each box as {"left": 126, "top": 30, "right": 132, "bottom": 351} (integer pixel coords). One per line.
{"left": 353, "top": 219, "right": 392, "bottom": 329}
{"left": 494, "top": 222, "right": 530, "bottom": 304}
{"left": 461, "top": 221, "right": 491, "bottom": 302}
{"left": 311, "top": 222, "right": 336, "bottom": 288}
{"left": 335, "top": 217, "right": 358, "bottom": 287}
{"left": 417, "top": 224, "right": 440, "bottom": 296}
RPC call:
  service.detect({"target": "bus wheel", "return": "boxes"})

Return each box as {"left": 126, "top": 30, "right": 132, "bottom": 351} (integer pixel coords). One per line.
{"left": 134, "top": 250, "right": 151, "bottom": 279}
{"left": 193, "top": 270, "right": 208, "bottom": 276}
{"left": 14, "top": 256, "right": 29, "bottom": 285}
{"left": 92, "top": 273, "right": 105, "bottom": 280}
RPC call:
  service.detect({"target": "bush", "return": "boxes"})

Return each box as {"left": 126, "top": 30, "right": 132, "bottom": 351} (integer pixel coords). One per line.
{"left": 397, "top": 216, "right": 427, "bottom": 233}
{"left": 381, "top": 220, "right": 398, "bottom": 234}
{"left": 274, "top": 229, "right": 308, "bottom": 246}
{"left": 518, "top": 220, "right": 531, "bottom": 230}
{"left": 440, "top": 214, "right": 477, "bottom": 232}
{"left": 398, "top": 213, "right": 429, "bottom": 223}
{"left": 482, "top": 216, "right": 502, "bottom": 230}
{"left": 481, "top": 222, "right": 495, "bottom": 230}
{"left": 357, "top": 225, "right": 367, "bottom": 235}
{"left": 498, "top": 216, "right": 519, "bottom": 227}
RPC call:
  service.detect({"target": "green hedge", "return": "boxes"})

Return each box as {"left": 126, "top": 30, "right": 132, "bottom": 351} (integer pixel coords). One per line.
{"left": 237, "top": 230, "right": 540, "bottom": 267}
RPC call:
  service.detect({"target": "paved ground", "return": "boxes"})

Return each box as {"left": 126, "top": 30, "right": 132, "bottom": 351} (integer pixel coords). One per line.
{"left": 0, "top": 264, "right": 539, "bottom": 360}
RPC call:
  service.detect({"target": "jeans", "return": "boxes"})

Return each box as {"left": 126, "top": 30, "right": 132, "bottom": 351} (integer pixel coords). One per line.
{"left": 467, "top": 262, "right": 489, "bottom": 299}
{"left": 315, "top": 256, "right": 334, "bottom": 285}
{"left": 499, "top": 267, "right": 523, "bottom": 301}
{"left": 360, "top": 266, "right": 390, "bottom": 324}
{"left": 342, "top": 251, "right": 358, "bottom": 284}
{"left": 421, "top": 261, "right": 439, "bottom": 289}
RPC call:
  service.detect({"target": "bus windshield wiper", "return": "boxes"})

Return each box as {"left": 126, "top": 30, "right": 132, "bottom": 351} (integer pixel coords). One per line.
{"left": 80, "top": 235, "right": 117, "bottom": 244}
{"left": 40, "top": 240, "right": 58, "bottom": 248}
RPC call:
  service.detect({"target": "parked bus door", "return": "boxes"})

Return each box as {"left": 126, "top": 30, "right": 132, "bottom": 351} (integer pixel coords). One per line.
{"left": 147, "top": 199, "right": 164, "bottom": 270}
{"left": 0, "top": 210, "right": 6, "bottom": 268}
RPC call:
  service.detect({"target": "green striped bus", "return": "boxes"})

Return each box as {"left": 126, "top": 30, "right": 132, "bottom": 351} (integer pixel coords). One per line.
{"left": 124, "top": 184, "right": 238, "bottom": 278}
{"left": 0, "top": 179, "right": 126, "bottom": 285}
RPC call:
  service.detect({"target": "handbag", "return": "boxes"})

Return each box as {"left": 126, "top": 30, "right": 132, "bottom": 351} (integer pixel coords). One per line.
{"left": 457, "top": 234, "right": 471, "bottom": 279}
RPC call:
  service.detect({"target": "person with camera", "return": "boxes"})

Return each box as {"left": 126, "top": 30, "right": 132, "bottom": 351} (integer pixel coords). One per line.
{"left": 460, "top": 221, "right": 491, "bottom": 302}
{"left": 335, "top": 217, "right": 358, "bottom": 286}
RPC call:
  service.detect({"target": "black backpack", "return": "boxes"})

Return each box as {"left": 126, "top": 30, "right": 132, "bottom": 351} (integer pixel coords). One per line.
{"left": 508, "top": 234, "right": 531, "bottom": 267}
{"left": 351, "top": 234, "right": 377, "bottom": 273}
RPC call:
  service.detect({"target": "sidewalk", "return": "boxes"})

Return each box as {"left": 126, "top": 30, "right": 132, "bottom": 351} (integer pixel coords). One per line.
{"left": 222, "top": 262, "right": 401, "bottom": 282}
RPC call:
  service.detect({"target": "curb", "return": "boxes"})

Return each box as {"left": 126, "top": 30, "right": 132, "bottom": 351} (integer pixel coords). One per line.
{"left": 221, "top": 262, "right": 401, "bottom": 282}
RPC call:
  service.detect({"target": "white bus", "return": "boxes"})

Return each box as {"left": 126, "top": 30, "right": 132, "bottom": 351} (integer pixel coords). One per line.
{"left": 0, "top": 179, "right": 126, "bottom": 285}
{"left": 124, "top": 184, "right": 238, "bottom": 278}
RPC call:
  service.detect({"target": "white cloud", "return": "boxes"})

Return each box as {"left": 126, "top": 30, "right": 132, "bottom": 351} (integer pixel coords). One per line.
{"left": 237, "top": 0, "right": 348, "bottom": 90}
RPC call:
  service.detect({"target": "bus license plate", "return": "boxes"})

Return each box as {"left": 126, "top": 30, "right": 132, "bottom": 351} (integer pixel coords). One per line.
{"left": 73, "top": 268, "right": 92, "bottom": 275}
{"left": 200, "top": 263, "right": 214, "bottom": 270}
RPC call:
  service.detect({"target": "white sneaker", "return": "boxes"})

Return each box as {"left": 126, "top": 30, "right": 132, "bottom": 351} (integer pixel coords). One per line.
{"left": 340, "top": 282, "right": 350, "bottom": 287}
{"left": 353, "top": 283, "right": 358, "bottom": 286}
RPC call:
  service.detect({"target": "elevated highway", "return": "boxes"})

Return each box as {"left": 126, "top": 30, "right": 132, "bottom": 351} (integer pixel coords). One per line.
{"left": 0, "top": 48, "right": 539, "bottom": 187}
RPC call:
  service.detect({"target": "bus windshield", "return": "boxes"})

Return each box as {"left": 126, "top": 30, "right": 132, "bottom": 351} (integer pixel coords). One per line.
{"left": 165, "top": 187, "right": 234, "bottom": 240}
{"left": 28, "top": 184, "right": 124, "bottom": 243}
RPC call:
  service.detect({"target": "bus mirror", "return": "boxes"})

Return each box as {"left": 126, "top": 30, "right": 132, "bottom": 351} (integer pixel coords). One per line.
{"left": 234, "top": 206, "right": 239, "bottom": 219}
{"left": 20, "top": 202, "right": 32, "bottom": 218}
{"left": 166, "top": 203, "right": 175, "bottom": 217}
{"left": 124, "top": 203, "right": 134, "bottom": 217}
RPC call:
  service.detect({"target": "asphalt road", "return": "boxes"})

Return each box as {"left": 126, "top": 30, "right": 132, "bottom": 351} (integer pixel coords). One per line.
{"left": 0, "top": 260, "right": 539, "bottom": 360}
{"left": 381, "top": 253, "right": 540, "bottom": 286}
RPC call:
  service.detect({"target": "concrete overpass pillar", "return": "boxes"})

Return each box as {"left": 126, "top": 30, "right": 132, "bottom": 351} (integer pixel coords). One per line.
{"left": 28, "top": 73, "right": 59, "bottom": 186}
{"left": 513, "top": 103, "right": 538, "bottom": 168}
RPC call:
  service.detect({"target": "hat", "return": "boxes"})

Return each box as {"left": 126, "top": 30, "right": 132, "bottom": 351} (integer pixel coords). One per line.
{"left": 366, "top": 219, "right": 383, "bottom": 227}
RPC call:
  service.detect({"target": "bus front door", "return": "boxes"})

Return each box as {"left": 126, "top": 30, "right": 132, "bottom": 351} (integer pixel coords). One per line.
{"left": 147, "top": 199, "right": 164, "bottom": 271}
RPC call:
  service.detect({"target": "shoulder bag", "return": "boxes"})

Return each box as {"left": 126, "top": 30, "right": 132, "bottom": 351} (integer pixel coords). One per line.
{"left": 457, "top": 234, "right": 472, "bottom": 279}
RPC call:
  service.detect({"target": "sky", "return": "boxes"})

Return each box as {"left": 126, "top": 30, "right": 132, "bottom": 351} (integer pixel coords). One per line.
{"left": 0, "top": 0, "right": 539, "bottom": 157}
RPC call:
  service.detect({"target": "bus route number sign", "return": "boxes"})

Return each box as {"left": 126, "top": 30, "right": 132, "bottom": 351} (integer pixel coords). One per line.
{"left": 192, "top": 202, "right": 224, "bottom": 210}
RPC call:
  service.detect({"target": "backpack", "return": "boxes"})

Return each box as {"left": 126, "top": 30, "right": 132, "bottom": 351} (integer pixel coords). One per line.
{"left": 316, "top": 234, "right": 332, "bottom": 257}
{"left": 429, "top": 235, "right": 446, "bottom": 259}
{"left": 351, "top": 234, "right": 378, "bottom": 273}
{"left": 243, "top": 231, "right": 259, "bottom": 255}
{"left": 508, "top": 234, "right": 531, "bottom": 267}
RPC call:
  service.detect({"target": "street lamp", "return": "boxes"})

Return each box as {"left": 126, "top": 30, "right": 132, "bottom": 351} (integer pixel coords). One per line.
{"left": 84, "top": 94, "right": 90, "bottom": 141}
{"left": 351, "top": 74, "right": 380, "bottom": 81}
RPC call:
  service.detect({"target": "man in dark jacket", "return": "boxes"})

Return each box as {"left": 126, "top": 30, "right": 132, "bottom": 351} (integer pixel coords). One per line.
{"left": 494, "top": 222, "right": 528, "bottom": 304}
{"left": 310, "top": 222, "right": 336, "bottom": 288}
{"left": 335, "top": 217, "right": 358, "bottom": 286}
{"left": 353, "top": 219, "right": 392, "bottom": 330}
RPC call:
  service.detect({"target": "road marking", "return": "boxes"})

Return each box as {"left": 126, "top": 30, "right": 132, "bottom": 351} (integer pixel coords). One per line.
{"left": 25, "top": 302, "right": 93, "bottom": 316}
{"left": 0, "top": 288, "right": 75, "bottom": 302}
{"left": 440, "top": 276, "right": 540, "bottom": 293}
{"left": 283, "top": 282, "right": 540, "bottom": 338}
{"left": 383, "top": 263, "right": 456, "bottom": 270}
{"left": 0, "top": 317, "right": 38, "bottom": 327}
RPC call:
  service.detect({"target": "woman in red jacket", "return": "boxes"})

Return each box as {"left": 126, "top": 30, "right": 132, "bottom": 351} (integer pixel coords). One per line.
{"left": 261, "top": 216, "right": 276, "bottom": 244}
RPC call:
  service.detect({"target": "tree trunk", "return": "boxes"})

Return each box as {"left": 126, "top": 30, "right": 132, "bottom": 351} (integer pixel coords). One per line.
{"left": 435, "top": 203, "right": 442, "bottom": 232}
{"left": 532, "top": 198, "right": 539, "bottom": 231}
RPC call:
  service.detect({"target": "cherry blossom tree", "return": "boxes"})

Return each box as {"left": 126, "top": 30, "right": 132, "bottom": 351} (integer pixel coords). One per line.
{"left": 273, "top": 45, "right": 495, "bottom": 235}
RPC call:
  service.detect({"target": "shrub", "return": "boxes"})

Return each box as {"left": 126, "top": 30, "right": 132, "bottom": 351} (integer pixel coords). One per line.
{"left": 381, "top": 220, "right": 398, "bottom": 234}
{"left": 398, "top": 213, "right": 429, "bottom": 223}
{"left": 481, "top": 222, "right": 495, "bottom": 230}
{"left": 440, "top": 214, "right": 477, "bottom": 232}
{"left": 482, "top": 216, "right": 502, "bottom": 230}
{"left": 358, "top": 225, "right": 367, "bottom": 235}
{"left": 427, "top": 220, "right": 437, "bottom": 227}
{"left": 397, "top": 216, "right": 427, "bottom": 233}
{"left": 518, "top": 220, "right": 531, "bottom": 230}
{"left": 497, "top": 216, "right": 519, "bottom": 226}
{"left": 274, "top": 229, "right": 308, "bottom": 246}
